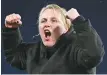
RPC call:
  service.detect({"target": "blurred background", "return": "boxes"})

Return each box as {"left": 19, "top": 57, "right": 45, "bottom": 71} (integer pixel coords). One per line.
{"left": 1, "top": 0, "right": 107, "bottom": 74}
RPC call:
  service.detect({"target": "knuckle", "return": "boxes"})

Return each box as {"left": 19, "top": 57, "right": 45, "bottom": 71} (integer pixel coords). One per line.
{"left": 17, "top": 14, "right": 21, "bottom": 18}
{"left": 5, "top": 13, "right": 22, "bottom": 24}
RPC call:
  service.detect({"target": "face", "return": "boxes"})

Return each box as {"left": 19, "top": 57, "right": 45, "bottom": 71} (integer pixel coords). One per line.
{"left": 39, "top": 9, "right": 67, "bottom": 47}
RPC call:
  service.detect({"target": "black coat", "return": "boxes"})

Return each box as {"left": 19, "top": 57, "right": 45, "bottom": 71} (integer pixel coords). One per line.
{"left": 2, "top": 16, "right": 105, "bottom": 74}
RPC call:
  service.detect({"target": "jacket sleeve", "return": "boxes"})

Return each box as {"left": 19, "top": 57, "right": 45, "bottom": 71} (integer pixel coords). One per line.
{"left": 71, "top": 16, "right": 105, "bottom": 69}
{"left": 2, "top": 27, "right": 34, "bottom": 70}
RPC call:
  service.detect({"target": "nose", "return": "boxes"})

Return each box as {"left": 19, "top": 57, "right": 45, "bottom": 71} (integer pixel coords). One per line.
{"left": 44, "top": 24, "right": 50, "bottom": 28}
{"left": 44, "top": 21, "right": 51, "bottom": 28}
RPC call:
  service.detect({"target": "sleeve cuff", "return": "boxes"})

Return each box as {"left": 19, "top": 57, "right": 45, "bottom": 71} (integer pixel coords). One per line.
{"left": 72, "top": 15, "right": 86, "bottom": 25}
{"left": 2, "top": 27, "right": 18, "bottom": 32}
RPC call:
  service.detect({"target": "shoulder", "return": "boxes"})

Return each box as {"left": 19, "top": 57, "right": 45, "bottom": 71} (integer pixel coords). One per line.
{"left": 26, "top": 41, "right": 41, "bottom": 55}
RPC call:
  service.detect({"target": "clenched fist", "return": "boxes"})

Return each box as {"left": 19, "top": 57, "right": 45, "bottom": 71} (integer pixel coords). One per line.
{"left": 5, "top": 13, "right": 22, "bottom": 28}
{"left": 66, "top": 8, "right": 80, "bottom": 21}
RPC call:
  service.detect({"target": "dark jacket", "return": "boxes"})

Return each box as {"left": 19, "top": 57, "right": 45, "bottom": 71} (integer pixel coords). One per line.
{"left": 2, "top": 16, "right": 105, "bottom": 74}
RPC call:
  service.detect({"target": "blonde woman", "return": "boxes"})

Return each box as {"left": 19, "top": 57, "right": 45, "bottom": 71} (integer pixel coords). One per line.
{"left": 2, "top": 4, "right": 105, "bottom": 74}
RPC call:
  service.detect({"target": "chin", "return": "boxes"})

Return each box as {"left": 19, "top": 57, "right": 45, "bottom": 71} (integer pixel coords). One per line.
{"left": 43, "top": 41, "right": 55, "bottom": 47}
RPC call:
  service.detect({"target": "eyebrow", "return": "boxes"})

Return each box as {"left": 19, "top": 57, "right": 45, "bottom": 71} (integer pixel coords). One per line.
{"left": 51, "top": 17, "right": 57, "bottom": 19}
{"left": 41, "top": 18, "right": 47, "bottom": 21}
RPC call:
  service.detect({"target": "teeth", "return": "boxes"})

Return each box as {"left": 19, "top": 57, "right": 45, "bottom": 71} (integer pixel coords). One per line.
{"left": 44, "top": 29, "right": 50, "bottom": 33}
{"left": 44, "top": 30, "right": 49, "bottom": 32}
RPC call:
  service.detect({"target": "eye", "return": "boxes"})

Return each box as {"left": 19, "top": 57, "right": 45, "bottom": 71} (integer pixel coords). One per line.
{"left": 51, "top": 18, "right": 58, "bottom": 23}
{"left": 40, "top": 18, "right": 47, "bottom": 23}
{"left": 41, "top": 20, "right": 45, "bottom": 23}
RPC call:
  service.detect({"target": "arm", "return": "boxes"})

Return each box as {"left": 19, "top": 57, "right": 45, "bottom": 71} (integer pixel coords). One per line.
{"left": 2, "top": 13, "right": 35, "bottom": 70}
{"left": 67, "top": 9, "right": 105, "bottom": 69}
{"left": 2, "top": 27, "right": 34, "bottom": 70}
{"left": 72, "top": 16, "right": 105, "bottom": 69}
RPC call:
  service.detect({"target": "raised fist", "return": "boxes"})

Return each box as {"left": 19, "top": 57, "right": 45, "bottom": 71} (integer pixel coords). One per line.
{"left": 5, "top": 13, "right": 22, "bottom": 28}
{"left": 66, "top": 8, "right": 80, "bottom": 21}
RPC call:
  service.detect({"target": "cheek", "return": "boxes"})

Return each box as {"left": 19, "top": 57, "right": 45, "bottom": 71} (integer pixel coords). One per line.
{"left": 52, "top": 24, "right": 66, "bottom": 33}
{"left": 38, "top": 25, "right": 44, "bottom": 36}
{"left": 52, "top": 24, "right": 63, "bottom": 38}
{"left": 52, "top": 24, "right": 60, "bottom": 30}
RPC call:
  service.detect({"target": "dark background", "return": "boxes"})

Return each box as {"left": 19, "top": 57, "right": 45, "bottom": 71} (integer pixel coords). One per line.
{"left": 1, "top": 0, "right": 107, "bottom": 74}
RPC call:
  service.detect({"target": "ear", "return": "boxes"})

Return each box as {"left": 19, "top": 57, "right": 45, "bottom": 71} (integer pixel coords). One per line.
{"left": 66, "top": 18, "right": 71, "bottom": 30}
{"left": 66, "top": 18, "right": 71, "bottom": 25}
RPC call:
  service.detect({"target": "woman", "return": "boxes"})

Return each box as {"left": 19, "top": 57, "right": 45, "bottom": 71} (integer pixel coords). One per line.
{"left": 2, "top": 4, "right": 105, "bottom": 74}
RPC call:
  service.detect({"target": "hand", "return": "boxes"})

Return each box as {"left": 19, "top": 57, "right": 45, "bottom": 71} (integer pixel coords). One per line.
{"left": 66, "top": 8, "right": 80, "bottom": 21}
{"left": 5, "top": 13, "right": 22, "bottom": 28}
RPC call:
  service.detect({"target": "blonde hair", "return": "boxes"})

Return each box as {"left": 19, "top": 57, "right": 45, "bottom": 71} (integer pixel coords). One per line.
{"left": 38, "top": 4, "right": 71, "bottom": 30}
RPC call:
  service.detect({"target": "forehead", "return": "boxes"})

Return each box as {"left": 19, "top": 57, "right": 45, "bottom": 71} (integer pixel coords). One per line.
{"left": 40, "top": 9, "right": 61, "bottom": 19}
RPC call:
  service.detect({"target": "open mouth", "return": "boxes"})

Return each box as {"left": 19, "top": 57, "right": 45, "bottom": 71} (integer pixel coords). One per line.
{"left": 44, "top": 29, "right": 51, "bottom": 37}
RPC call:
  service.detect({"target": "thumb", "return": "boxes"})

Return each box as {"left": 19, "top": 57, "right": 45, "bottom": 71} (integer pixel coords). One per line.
{"left": 17, "top": 20, "right": 22, "bottom": 25}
